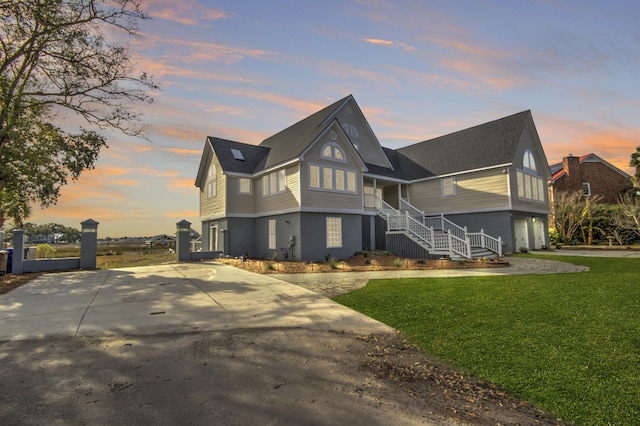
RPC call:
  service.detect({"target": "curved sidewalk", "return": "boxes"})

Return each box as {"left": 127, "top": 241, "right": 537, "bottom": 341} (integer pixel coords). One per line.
{"left": 270, "top": 255, "right": 589, "bottom": 298}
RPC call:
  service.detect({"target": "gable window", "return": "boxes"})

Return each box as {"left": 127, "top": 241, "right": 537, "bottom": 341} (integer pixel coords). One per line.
{"left": 341, "top": 123, "right": 359, "bottom": 139}
{"left": 262, "top": 169, "right": 287, "bottom": 196}
{"left": 517, "top": 150, "right": 545, "bottom": 202}
{"left": 326, "top": 217, "right": 342, "bottom": 248}
{"left": 239, "top": 177, "right": 251, "bottom": 194}
{"left": 582, "top": 182, "right": 591, "bottom": 196}
{"left": 309, "top": 164, "right": 357, "bottom": 194}
{"left": 207, "top": 163, "right": 217, "bottom": 198}
{"left": 441, "top": 177, "right": 456, "bottom": 196}
{"left": 321, "top": 143, "right": 345, "bottom": 162}
{"left": 268, "top": 219, "right": 276, "bottom": 250}
{"left": 523, "top": 150, "right": 536, "bottom": 171}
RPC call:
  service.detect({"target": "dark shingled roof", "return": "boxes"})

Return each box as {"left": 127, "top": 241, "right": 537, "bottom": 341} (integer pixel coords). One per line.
{"left": 364, "top": 148, "right": 431, "bottom": 181}
{"left": 258, "top": 95, "right": 350, "bottom": 169}
{"left": 397, "top": 110, "right": 532, "bottom": 176}
{"left": 208, "top": 137, "right": 269, "bottom": 174}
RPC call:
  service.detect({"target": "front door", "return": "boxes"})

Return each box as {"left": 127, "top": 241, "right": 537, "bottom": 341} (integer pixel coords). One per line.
{"left": 514, "top": 220, "right": 529, "bottom": 251}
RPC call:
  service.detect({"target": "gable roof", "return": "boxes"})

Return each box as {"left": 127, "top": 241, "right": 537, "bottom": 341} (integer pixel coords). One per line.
{"left": 550, "top": 153, "right": 631, "bottom": 182}
{"left": 396, "top": 110, "right": 533, "bottom": 176}
{"left": 258, "top": 95, "right": 351, "bottom": 170}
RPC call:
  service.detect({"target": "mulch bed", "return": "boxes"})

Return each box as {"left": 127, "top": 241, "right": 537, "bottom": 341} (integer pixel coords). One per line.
{"left": 217, "top": 253, "right": 508, "bottom": 274}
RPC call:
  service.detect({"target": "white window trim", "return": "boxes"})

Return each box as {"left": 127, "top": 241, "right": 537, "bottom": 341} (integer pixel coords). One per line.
{"left": 320, "top": 142, "right": 347, "bottom": 163}
{"left": 582, "top": 182, "right": 591, "bottom": 196}
{"left": 441, "top": 177, "right": 456, "bottom": 197}
{"left": 326, "top": 217, "right": 342, "bottom": 248}
{"left": 516, "top": 168, "right": 545, "bottom": 202}
{"left": 308, "top": 163, "right": 357, "bottom": 194}
{"left": 207, "top": 163, "right": 217, "bottom": 198}
{"left": 238, "top": 177, "right": 251, "bottom": 195}
{"left": 262, "top": 169, "right": 287, "bottom": 197}
{"left": 268, "top": 219, "right": 276, "bottom": 250}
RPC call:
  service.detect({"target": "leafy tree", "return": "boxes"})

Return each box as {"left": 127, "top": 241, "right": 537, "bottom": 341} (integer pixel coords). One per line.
{"left": 0, "top": 0, "right": 159, "bottom": 227}
{"left": 630, "top": 146, "right": 640, "bottom": 190}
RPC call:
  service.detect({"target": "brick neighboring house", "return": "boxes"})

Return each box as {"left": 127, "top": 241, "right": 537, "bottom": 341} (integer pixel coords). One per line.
{"left": 548, "top": 153, "right": 632, "bottom": 205}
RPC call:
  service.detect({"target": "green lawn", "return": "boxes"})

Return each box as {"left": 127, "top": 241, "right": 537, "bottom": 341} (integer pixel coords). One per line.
{"left": 333, "top": 255, "right": 640, "bottom": 425}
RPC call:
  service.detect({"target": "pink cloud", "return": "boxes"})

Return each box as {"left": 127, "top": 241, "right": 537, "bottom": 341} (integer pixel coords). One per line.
{"left": 142, "top": 0, "right": 229, "bottom": 27}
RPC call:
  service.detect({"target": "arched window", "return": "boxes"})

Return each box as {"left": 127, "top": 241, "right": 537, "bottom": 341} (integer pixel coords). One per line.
{"left": 207, "top": 163, "right": 216, "bottom": 198}
{"left": 342, "top": 123, "right": 359, "bottom": 139}
{"left": 523, "top": 150, "right": 536, "bottom": 171}
{"left": 516, "top": 150, "right": 545, "bottom": 202}
{"left": 321, "top": 143, "right": 345, "bottom": 162}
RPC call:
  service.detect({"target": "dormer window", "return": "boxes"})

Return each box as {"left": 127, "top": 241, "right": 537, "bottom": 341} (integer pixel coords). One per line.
{"left": 231, "top": 148, "right": 244, "bottom": 161}
{"left": 321, "top": 143, "right": 345, "bottom": 162}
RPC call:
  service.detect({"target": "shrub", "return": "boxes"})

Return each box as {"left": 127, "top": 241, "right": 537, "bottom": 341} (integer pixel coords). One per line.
{"left": 393, "top": 258, "right": 402, "bottom": 268}
{"left": 36, "top": 244, "right": 55, "bottom": 259}
{"left": 328, "top": 257, "right": 338, "bottom": 269}
{"left": 519, "top": 246, "right": 529, "bottom": 253}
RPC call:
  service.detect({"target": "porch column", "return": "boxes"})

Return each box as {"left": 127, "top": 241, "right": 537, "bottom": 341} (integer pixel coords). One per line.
{"left": 398, "top": 183, "right": 401, "bottom": 206}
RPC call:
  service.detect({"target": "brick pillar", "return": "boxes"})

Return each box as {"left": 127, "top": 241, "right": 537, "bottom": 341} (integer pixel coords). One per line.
{"left": 176, "top": 220, "right": 191, "bottom": 262}
{"left": 80, "top": 219, "right": 99, "bottom": 269}
{"left": 12, "top": 229, "right": 25, "bottom": 274}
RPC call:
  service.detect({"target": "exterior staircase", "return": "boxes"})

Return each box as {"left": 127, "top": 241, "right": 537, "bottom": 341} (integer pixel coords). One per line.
{"left": 375, "top": 198, "right": 503, "bottom": 260}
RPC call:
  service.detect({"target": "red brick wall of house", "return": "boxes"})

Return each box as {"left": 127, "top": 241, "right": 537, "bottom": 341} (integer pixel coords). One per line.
{"left": 553, "top": 161, "right": 631, "bottom": 204}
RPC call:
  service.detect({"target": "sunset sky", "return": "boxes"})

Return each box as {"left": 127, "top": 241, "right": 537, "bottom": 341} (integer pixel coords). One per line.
{"left": 30, "top": 0, "right": 640, "bottom": 238}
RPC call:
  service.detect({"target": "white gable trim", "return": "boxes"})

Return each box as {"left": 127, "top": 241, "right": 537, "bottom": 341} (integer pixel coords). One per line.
{"left": 299, "top": 119, "right": 368, "bottom": 172}
{"left": 319, "top": 95, "right": 394, "bottom": 170}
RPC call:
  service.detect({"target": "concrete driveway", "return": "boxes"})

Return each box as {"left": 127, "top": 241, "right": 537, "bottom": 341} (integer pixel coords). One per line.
{"left": 0, "top": 262, "right": 393, "bottom": 341}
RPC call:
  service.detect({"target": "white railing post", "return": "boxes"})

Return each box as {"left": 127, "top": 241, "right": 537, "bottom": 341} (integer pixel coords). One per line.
{"left": 466, "top": 238, "right": 472, "bottom": 259}
{"left": 498, "top": 236, "right": 503, "bottom": 257}
{"left": 447, "top": 230, "right": 453, "bottom": 257}
{"left": 481, "top": 228, "right": 485, "bottom": 249}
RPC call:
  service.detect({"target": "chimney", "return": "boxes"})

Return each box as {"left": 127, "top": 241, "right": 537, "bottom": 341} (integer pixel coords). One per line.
{"left": 562, "top": 154, "right": 581, "bottom": 189}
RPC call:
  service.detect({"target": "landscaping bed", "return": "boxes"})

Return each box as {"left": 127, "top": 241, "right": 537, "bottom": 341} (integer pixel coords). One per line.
{"left": 217, "top": 252, "right": 508, "bottom": 274}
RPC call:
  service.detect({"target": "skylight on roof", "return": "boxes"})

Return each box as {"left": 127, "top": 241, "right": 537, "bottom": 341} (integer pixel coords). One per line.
{"left": 230, "top": 148, "right": 245, "bottom": 161}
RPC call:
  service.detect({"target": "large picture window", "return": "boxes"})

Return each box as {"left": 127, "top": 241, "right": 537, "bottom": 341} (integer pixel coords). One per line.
{"left": 309, "top": 164, "right": 357, "bottom": 194}
{"left": 326, "top": 217, "right": 342, "bottom": 248}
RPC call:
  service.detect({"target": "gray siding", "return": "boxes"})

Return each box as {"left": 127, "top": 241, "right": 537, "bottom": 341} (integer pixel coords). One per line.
{"left": 300, "top": 213, "right": 362, "bottom": 261}
{"left": 226, "top": 176, "right": 255, "bottom": 215}
{"left": 254, "top": 165, "right": 301, "bottom": 214}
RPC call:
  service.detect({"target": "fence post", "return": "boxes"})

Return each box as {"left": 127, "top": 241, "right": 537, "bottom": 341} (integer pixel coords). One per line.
{"left": 12, "top": 229, "right": 25, "bottom": 274}
{"left": 176, "top": 220, "right": 192, "bottom": 262}
{"left": 80, "top": 219, "right": 99, "bottom": 269}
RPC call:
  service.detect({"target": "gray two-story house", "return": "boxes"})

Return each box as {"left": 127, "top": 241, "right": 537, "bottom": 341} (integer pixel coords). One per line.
{"left": 195, "top": 95, "right": 551, "bottom": 261}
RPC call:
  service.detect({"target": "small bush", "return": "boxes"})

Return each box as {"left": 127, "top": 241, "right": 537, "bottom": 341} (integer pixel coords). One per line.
{"left": 393, "top": 258, "right": 402, "bottom": 268}
{"left": 36, "top": 244, "right": 55, "bottom": 259}
{"left": 272, "top": 251, "right": 278, "bottom": 261}
{"left": 328, "top": 257, "right": 338, "bottom": 269}
{"left": 519, "top": 246, "right": 529, "bottom": 253}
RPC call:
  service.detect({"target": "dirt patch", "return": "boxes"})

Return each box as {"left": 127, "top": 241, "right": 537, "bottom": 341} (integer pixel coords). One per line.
{"left": 0, "top": 272, "right": 43, "bottom": 296}
{"left": 0, "top": 329, "right": 562, "bottom": 425}
{"left": 218, "top": 253, "right": 508, "bottom": 274}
